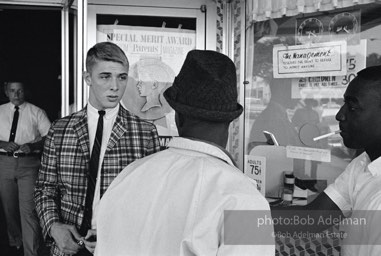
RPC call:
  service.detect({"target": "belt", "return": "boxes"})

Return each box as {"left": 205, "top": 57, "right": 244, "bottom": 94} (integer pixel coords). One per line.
{"left": 0, "top": 151, "right": 41, "bottom": 158}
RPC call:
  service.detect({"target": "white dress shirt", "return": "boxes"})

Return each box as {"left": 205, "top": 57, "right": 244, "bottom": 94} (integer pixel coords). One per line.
{"left": 87, "top": 103, "right": 119, "bottom": 229}
{"left": 95, "top": 137, "right": 275, "bottom": 256}
{"left": 325, "top": 152, "right": 381, "bottom": 256}
{"left": 0, "top": 102, "right": 51, "bottom": 152}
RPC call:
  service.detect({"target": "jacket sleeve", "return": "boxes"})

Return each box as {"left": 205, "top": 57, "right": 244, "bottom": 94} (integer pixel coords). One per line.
{"left": 34, "top": 124, "right": 61, "bottom": 241}
{"left": 145, "top": 124, "right": 161, "bottom": 155}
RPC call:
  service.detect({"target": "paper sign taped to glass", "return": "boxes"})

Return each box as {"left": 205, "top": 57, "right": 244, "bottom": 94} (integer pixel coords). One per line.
{"left": 291, "top": 39, "right": 366, "bottom": 99}
{"left": 246, "top": 146, "right": 293, "bottom": 198}
{"left": 272, "top": 41, "right": 347, "bottom": 78}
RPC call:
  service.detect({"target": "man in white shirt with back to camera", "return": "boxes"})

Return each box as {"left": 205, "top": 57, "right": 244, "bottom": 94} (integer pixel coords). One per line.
{"left": 95, "top": 49, "right": 275, "bottom": 256}
{"left": 0, "top": 77, "right": 51, "bottom": 256}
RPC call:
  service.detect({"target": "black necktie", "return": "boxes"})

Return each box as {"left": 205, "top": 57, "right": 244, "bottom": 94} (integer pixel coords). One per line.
{"left": 9, "top": 106, "right": 19, "bottom": 142}
{"left": 81, "top": 110, "right": 105, "bottom": 234}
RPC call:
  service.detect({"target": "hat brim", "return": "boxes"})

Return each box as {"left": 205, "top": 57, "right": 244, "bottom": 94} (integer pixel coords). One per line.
{"left": 164, "top": 88, "right": 243, "bottom": 122}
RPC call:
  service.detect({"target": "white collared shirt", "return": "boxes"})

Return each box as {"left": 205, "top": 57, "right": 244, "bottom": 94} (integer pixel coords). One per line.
{"left": 325, "top": 152, "right": 381, "bottom": 256}
{"left": 87, "top": 103, "right": 119, "bottom": 229}
{"left": 95, "top": 137, "right": 274, "bottom": 256}
{"left": 0, "top": 102, "right": 51, "bottom": 151}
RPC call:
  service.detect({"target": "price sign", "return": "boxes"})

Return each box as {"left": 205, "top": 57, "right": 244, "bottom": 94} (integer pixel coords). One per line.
{"left": 244, "top": 155, "right": 266, "bottom": 196}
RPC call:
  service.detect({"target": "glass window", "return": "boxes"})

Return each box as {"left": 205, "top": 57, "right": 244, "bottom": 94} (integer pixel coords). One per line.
{"left": 244, "top": 3, "right": 381, "bottom": 198}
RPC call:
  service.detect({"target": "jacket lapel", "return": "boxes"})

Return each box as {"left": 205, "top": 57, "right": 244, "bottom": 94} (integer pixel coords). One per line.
{"left": 73, "top": 108, "right": 91, "bottom": 162}
{"left": 107, "top": 106, "right": 128, "bottom": 151}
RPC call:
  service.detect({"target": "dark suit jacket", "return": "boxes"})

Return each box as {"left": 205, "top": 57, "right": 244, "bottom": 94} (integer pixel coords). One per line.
{"left": 34, "top": 105, "right": 160, "bottom": 256}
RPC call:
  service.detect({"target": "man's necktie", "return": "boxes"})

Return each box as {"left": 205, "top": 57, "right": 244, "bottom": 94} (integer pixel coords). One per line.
{"left": 9, "top": 106, "right": 19, "bottom": 142}
{"left": 81, "top": 110, "right": 105, "bottom": 234}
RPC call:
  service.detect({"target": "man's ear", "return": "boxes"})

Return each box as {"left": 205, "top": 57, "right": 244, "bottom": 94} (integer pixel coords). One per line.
{"left": 83, "top": 71, "right": 91, "bottom": 86}
{"left": 152, "top": 81, "right": 158, "bottom": 90}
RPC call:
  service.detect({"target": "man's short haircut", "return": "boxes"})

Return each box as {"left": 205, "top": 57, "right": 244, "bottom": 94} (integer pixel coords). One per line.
{"left": 357, "top": 65, "right": 381, "bottom": 82}
{"left": 86, "top": 41, "right": 129, "bottom": 72}
{"left": 4, "top": 80, "right": 25, "bottom": 87}
{"left": 356, "top": 65, "right": 381, "bottom": 105}
{"left": 3, "top": 79, "right": 26, "bottom": 92}
{"left": 3, "top": 80, "right": 27, "bottom": 99}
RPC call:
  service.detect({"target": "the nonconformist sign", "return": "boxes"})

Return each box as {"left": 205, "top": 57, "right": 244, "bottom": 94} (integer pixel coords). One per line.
{"left": 273, "top": 41, "right": 347, "bottom": 78}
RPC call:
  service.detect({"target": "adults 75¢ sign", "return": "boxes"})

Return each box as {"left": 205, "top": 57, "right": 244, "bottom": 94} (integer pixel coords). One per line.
{"left": 244, "top": 155, "right": 266, "bottom": 196}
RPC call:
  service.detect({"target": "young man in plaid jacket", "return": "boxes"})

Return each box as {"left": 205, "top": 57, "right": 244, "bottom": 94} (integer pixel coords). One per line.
{"left": 34, "top": 42, "right": 160, "bottom": 256}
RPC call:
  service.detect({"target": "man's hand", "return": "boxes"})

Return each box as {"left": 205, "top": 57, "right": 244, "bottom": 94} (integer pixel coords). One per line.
{"left": 50, "top": 222, "right": 83, "bottom": 255}
{"left": 83, "top": 229, "right": 97, "bottom": 254}
{"left": 19, "top": 143, "right": 32, "bottom": 154}
{"left": 1, "top": 141, "right": 20, "bottom": 152}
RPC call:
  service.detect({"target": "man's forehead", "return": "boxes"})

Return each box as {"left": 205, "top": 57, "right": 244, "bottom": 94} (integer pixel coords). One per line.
{"left": 345, "top": 79, "right": 381, "bottom": 103}
{"left": 98, "top": 71, "right": 127, "bottom": 74}
{"left": 8, "top": 82, "right": 24, "bottom": 89}
{"left": 93, "top": 61, "right": 128, "bottom": 74}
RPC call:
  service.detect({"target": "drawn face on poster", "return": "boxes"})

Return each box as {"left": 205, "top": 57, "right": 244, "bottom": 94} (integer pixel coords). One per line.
{"left": 122, "top": 57, "right": 175, "bottom": 121}
{"left": 136, "top": 75, "right": 165, "bottom": 112}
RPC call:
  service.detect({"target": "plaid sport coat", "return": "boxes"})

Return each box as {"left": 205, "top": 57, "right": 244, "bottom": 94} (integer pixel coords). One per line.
{"left": 34, "top": 105, "right": 160, "bottom": 256}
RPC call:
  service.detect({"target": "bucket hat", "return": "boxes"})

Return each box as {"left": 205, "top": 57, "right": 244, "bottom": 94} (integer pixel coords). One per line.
{"left": 163, "top": 50, "right": 243, "bottom": 122}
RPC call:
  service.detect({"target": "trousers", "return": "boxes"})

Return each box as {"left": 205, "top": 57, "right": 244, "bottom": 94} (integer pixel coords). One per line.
{"left": 0, "top": 155, "right": 41, "bottom": 256}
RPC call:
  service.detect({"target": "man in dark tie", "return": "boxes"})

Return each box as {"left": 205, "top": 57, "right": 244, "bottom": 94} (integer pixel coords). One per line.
{"left": 0, "top": 78, "right": 51, "bottom": 256}
{"left": 34, "top": 41, "right": 161, "bottom": 256}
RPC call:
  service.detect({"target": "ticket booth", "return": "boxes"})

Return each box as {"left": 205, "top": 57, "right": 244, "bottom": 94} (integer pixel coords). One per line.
{"left": 243, "top": 0, "right": 381, "bottom": 198}
{"left": 241, "top": 1, "right": 381, "bottom": 255}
